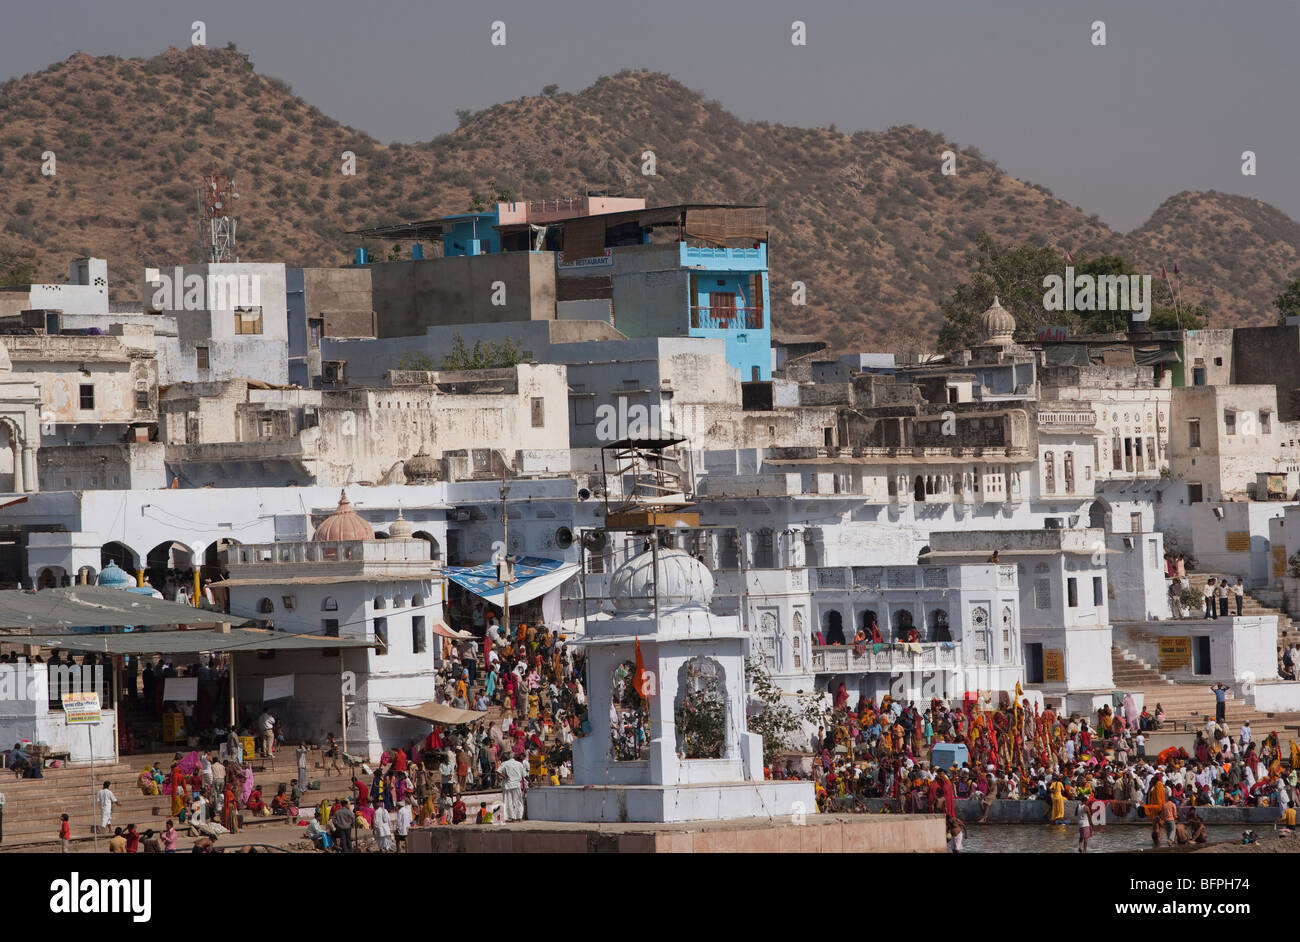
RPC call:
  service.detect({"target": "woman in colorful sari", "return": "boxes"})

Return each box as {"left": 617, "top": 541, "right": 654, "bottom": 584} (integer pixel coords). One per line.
{"left": 245, "top": 787, "right": 266, "bottom": 816}
{"left": 1047, "top": 776, "right": 1066, "bottom": 823}
{"left": 1143, "top": 773, "right": 1167, "bottom": 819}
{"left": 223, "top": 784, "right": 240, "bottom": 833}
{"left": 139, "top": 768, "right": 159, "bottom": 796}
{"left": 168, "top": 763, "right": 187, "bottom": 816}
{"left": 240, "top": 765, "right": 255, "bottom": 806}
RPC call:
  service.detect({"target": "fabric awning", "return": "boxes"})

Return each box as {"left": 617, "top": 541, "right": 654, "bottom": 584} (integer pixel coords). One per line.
{"left": 431, "top": 621, "right": 475, "bottom": 640}
{"left": 443, "top": 556, "right": 578, "bottom": 607}
{"left": 0, "top": 586, "right": 258, "bottom": 630}
{"left": 381, "top": 700, "right": 486, "bottom": 726}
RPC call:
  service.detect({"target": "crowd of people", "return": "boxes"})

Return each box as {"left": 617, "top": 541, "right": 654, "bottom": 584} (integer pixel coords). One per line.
{"left": 797, "top": 687, "right": 1300, "bottom": 850}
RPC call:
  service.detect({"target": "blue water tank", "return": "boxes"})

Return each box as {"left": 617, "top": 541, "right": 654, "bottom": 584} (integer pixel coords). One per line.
{"left": 412, "top": 243, "right": 424, "bottom": 260}
{"left": 354, "top": 247, "right": 369, "bottom": 265}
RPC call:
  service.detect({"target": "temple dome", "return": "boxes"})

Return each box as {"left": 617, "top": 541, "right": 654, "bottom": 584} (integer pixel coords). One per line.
{"left": 97, "top": 560, "right": 135, "bottom": 588}
{"left": 403, "top": 450, "right": 439, "bottom": 482}
{"left": 979, "top": 296, "right": 1016, "bottom": 346}
{"left": 610, "top": 548, "right": 714, "bottom": 613}
{"left": 388, "top": 510, "right": 413, "bottom": 539}
{"left": 312, "top": 490, "right": 375, "bottom": 542}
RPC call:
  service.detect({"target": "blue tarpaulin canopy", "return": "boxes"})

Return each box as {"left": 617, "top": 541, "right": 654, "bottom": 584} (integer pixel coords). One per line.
{"left": 443, "top": 556, "right": 579, "bottom": 608}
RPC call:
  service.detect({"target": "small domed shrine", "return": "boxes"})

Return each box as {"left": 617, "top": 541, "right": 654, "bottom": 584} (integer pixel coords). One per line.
{"left": 312, "top": 490, "right": 375, "bottom": 542}
{"left": 526, "top": 544, "right": 814, "bottom": 824}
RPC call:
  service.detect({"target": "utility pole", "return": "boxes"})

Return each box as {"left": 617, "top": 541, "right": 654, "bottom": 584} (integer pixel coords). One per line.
{"left": 500, "top": 480, "right": 511, "bottom": 641}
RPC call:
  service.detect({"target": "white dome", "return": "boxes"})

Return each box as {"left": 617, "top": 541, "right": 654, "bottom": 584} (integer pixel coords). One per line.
{"left": 610, "top": 548, "right": 714, "bottom": 613}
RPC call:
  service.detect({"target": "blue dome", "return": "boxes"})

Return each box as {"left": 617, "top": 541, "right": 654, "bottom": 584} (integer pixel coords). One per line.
{"left": 97, "top": 561, "right": 135, "bottom": 588}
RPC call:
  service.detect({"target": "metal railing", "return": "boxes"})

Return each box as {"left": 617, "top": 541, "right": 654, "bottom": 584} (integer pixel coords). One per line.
{"left": 809, "top": 642, "right": 959, "bottom": 673}
{"left": 690, "top": 306, "right": 764, "bottom": 330}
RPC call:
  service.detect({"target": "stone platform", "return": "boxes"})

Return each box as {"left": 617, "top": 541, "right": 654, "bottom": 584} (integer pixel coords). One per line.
{"left": 524, "top": 780, "right": 816, "bottom": 824}
{"left": 406, "top": 812, "right": 946, "bottom": 853}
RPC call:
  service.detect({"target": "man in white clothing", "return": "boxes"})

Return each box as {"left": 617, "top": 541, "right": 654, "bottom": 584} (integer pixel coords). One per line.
{"left": 96, "top": 781, "right": 117, "bottom": 832}
{"left": 373, "top": 804, "right": 394, "bottom": 852}
{"left": 497, "top": 756, "right": 527, "bottom": 822}
{"left": 395, "top": 801, "right": 413, "bottom": 853}
{"left": 257, "top": 709, "right": 276, "bottom": 757}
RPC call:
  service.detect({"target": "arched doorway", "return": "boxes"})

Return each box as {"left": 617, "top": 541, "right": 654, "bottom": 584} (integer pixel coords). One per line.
{"left": 412, "top": 530, "right": 442, "bottom": 562}
{"left": 1089, "top": 498, "right": 1111, "bottom": 531}
{"left": 914, "top": 475, "right": 926, "bottom": 502}
{"left": 146, "top": 540, "right": 193, "bottom": 596}
{"left": 824, "top": 610, "right": 845, "bottom": 645}
{"left": 100, "top": 541, "right": 139, "bottom": 576}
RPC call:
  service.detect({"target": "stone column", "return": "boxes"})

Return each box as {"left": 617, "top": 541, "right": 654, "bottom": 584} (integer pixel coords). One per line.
{"left": 21, "top": 445, "right": 35, "bottom": 493}
{"left": 10, "top": 441, "right": 22, "bottom": 494}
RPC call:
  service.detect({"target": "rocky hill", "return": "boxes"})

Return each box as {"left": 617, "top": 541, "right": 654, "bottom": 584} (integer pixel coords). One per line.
{"left": 0, "top": 46, "right": 1294, "bottom": 349}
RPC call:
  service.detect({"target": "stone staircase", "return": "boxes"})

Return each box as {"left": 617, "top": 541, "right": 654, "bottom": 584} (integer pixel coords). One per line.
{"left": 0, "top": 750, "right": 321, "bottom": 850}
{"left": 1110, "top": 645, "right": 1300, "bottom": 744}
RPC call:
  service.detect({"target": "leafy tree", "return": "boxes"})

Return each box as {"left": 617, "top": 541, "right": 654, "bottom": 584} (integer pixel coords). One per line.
{"left": 1274, "top": 274, "right": 1300, "bottom": 325}
{"left": 744, "top": 658, "right": 825, "bottom": 764}
{"left": 541, "top": 83, "right": 559, "bottom": 97}
{"left": 439, "top": 332, "right": 527, "bottom": 371}
{"left": 397, "top": 351, "right": 437, "bottom": 371}
{"left": 936, "top": 233, "right": 1061, "bottom": 350}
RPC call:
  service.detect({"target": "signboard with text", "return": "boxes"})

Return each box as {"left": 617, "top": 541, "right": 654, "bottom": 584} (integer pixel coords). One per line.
{"left": 1158, "top": 636, "right": 1193, "bottom": 673}
{"left": 61, "top": 691, "right": 101, "bottom": 724}
{"left": 1044, "top": 649, "right": 1065, "bottom": 683}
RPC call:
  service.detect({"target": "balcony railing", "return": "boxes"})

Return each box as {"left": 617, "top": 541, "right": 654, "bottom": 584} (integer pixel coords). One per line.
{"left": 690, "top": 306, "right": 764, "bottom": 330}
{"left": 809, "top": 642, "right": 959, "bottom": 674}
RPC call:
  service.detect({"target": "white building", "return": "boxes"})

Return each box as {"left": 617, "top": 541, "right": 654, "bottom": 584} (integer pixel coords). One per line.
{"left": 220, "top": 492, "right": 445, "bottom": 760}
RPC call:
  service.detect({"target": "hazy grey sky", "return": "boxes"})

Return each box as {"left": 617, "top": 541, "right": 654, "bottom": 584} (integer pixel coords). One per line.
{"left": 3, "top": 0, "right": 1296, "bottom": 232}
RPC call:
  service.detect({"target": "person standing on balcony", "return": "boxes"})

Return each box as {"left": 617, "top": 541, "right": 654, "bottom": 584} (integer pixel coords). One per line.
{"left": 1203, "top": 579, "right": 1217, "bottom": 619}
{"left": 1234, "top": 578, "right": 1245, "bottom": 617}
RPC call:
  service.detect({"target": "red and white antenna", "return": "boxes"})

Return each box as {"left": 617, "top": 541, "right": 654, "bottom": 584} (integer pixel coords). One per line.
{"left": 196, "top": 170, "right": 239, "bottom": 263}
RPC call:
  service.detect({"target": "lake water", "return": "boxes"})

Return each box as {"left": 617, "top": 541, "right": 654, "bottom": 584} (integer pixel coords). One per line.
{"left": 961, "top": 823, "right": 1252, "bottom": 854}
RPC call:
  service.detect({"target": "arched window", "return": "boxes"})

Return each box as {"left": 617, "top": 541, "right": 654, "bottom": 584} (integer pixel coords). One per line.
{"left": 675, "top": 656, "right": 727, "bottom": 759}
{"left": 931, "top": 609, "right": 951, "bottom": 642}
{"left": 1064, "top": 452, "right": 1075, "bottom": 494}
{"left": 611, "top": 660, "right": 652, "bottom": 762}
{"left": 823, "top": 610, "right": 845, "bottom": 645}
{"left": 257, "top": 598, "right": 274, "bottom": 614}
{"left": 322, "top": 597, "right": 338, "bottom": 612}
{"left": 1044, "top": 451, "right": 1056, "bottom": 493}
{"left": 373, "top": 596, "right": 387, "bottom": 610}
{"left": 894, "top": 608, "right": 915, "bottom": 640}
{"left": 411, "top": 593, "right": 425, "bottom": 609}
{"left": 914, "top": 475, "right": 926, "bottom": 502}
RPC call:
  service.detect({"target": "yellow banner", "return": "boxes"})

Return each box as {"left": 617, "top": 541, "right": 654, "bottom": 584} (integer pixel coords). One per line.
{"left": 1158, "top": 636, "right": 1193, "bottom": 672}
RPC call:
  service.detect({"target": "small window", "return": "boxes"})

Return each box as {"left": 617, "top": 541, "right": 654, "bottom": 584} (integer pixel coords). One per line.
{"left": 196, "top": 346, "right": 210, "bottom": 370}
{"left": 1188, "top": 483, "right": 1204, "bottom": 504}
{"left": 1093, "top": 576, "right": 1104, "bottom": 606}
{"left": 1067, "top": 577, "right": 1079, "bottom": 608}
{"left": 135, "top": 390, "right": 149, "bottom": 409}
{"left": 1188, "top": 420, "right": 1201, "bottom": 448}
{"left": 234, "top": 306, "right": 263, "bottom": 335}
{"left": 308, "top": 319, "right": 323, "bottom": 349}
{"left": 1224, "top": 410, "right": 1236, "bottom": 435}
{"left": 259, "top": 417, "right": 273, "bottom": 438}
{"left": 531, "top": 396, "right": 545, "bottom": 428}
{"left": 322, "top": 618, "right": 339, "bottom": 637}
{"left": 257, "top": 597, "right": 274, "bottom": 613}
{"left": 413, "top": 616, "right": 426, "bottom": 654}
{"left": 281, "top": 596, "right": 296, "bottom": 610}
{"left": 1261, "top": 411, "right": 1272, "bottom": 434}
{"left": 322, "top": 596, "right": 338, "bottom": 612}
{"left": 374, "top": 617, "right": 388, "bottom": 652}
{"left": 79, "top": 384, "right": 95, "bottom": 410}
{"left": 373, "top": 596, "right": 387, "bottom": 610}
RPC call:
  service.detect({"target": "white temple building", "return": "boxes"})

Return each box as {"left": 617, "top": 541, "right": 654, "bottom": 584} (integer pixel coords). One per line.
{"left": 528, "top": 547, "right": 814, "bottom": 823}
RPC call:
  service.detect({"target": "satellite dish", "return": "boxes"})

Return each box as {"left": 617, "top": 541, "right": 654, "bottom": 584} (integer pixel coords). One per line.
{"left": 554, "top": 527, "right": 574, "bottom": 549}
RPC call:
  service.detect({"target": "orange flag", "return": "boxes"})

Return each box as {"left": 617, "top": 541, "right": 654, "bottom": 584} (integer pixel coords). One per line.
{"left": 632, "top": 637, "right": 650, "bottom": 699}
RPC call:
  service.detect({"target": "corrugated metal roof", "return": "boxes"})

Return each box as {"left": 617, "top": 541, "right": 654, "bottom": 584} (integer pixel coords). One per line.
{"left": 2, "top": 627, "right": 374, "bottom": 654}
{"left": 0, "top": 586, "right": 258, "bottom": 630}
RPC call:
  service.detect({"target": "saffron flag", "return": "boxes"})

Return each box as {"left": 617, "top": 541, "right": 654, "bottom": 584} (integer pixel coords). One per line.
{"left": 1161, "top": 265, "right": 1169, "bottom": 281}
{"left": 632, "top": 637, "right": 650, "bottom": 699}
{"left": 1065, "top": 250, "right": 1074, "bottom": 263}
